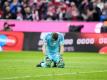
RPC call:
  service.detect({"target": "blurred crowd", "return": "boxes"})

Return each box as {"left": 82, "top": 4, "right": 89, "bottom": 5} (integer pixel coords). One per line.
{"left": 0, "top": 0, "right": 107, "bottom": 21}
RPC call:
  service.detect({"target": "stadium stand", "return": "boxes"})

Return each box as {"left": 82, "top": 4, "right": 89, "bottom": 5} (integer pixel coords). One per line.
{"left": 0, "top": 0, "right": 107, "bottom": 21}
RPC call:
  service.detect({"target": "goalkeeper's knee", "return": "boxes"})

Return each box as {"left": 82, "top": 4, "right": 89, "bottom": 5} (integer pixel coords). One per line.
{"left": 45, "top": 57, "right": 52, "bottom": 68}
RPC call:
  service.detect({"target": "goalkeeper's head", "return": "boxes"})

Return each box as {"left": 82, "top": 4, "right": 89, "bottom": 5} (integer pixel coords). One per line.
{"left": 52, "top": 33, "right": 58, "bottom": 41}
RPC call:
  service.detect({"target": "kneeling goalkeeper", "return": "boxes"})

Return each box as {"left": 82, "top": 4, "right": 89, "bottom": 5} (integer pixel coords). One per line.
{"left": 37, "top": 32, "right": 65, "bottom": 68}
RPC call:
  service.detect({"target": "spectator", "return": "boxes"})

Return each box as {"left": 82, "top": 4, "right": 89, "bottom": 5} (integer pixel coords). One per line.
{"left": 16, "top": 7, "right": 23, "bottom": 20}
{"left": 23, "top": 6, "right": 33, "bottom": 20}
{"left": 70, "top": 2, "right": 83, "bottom": 21}
{"left": 63, "top": 1, "right": 72, "bottom": 20}
{"left": 2, "top": 6, "right": 13, "bottom": 19}
{"left": 32, "top": 5, "right": 39, "bottom": 21}
{"left": 10, "top": 0, "right": 21, "bottom": 19}
{"left": 92, "top": 1, "right": 102, "bottom": 21}
{"left": 93, "top": 0, "right": 104, "bottom": 11}
{"left": 100, "top": 2, "right": 107, "bottom": 21}
{"left": 81, "top": 0, "right": 102, "bottom": 21}
{"left": 79, "top": 0, "right": 90, "bottom": 14}
{"left": 38, "top": 0, "right": 48, "bottom": 20}
{"left": 47, "top": 5, "right": 58, "bottom": 20}
{"left": 0, "top": 6, "right": 2, "bottom": 19}
{"left": 2, "top": 1, "right": 10, "bottom": 13}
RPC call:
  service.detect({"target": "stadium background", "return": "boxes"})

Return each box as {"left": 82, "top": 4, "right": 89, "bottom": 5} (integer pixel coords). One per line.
{"left": 0, "top": 0, "right": 107, "bottom": 80}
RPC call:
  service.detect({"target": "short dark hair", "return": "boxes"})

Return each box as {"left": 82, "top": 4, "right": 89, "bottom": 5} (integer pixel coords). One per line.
{"left": 52, "top": 33, "right": 58, "bottom": 41}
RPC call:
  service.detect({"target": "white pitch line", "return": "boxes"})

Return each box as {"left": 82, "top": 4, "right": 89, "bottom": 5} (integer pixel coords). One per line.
{"left": 1, "top": 70, "right": 107, "bottom": 80}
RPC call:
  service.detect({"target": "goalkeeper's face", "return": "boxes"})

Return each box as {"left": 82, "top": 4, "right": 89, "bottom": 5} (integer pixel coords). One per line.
{"left": 52, "top": 33, "right": 58, "bottom": 41}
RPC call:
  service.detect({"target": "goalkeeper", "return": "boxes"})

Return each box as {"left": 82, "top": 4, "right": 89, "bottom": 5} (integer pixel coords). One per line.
{"left": 37, "top": 32, "right": 65, "bottom": 68}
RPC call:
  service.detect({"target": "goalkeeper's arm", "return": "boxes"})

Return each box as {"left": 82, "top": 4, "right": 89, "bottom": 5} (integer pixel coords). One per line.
{"left": 60, "top": 45, "right": 64, "bottom": 56}
{"left": 42, "top": 43, "right": 46, "bottom": 55}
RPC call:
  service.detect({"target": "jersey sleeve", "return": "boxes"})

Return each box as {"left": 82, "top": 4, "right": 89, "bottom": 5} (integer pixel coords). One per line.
{"left": 43, "top": 33, "right": 48, "bottom": 45}
{"left": 40, "top": 32, "right": 47, "bottom": 40}
{"left": 40, "top": 33, "right": 44, "bottom": 40}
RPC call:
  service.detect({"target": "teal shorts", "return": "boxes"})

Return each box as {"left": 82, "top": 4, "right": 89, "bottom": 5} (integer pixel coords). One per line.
{"left": 46, "top": 53, "right": 60, "bottom": 63}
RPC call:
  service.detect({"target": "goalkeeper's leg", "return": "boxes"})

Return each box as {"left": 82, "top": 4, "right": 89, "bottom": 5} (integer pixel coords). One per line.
{"left": 36, "top": 56, "right": 52, "bottom": 68}
{"left": 44, "top": 56, "right": 52, "bottom": 68}
{"left": 56, "top": 56, "right": 65, "bottom": 68}
{"left": 52, "top": 54, "right": 65, "bottom": 68}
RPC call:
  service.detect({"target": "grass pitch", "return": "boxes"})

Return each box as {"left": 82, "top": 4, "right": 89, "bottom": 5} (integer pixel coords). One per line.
{"left": 0, "top": 51, "right": 107, "bottom": 80}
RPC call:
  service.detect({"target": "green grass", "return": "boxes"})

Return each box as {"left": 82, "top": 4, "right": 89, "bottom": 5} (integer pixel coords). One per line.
{"left": 0, "top": 51, "right": 107, "bottom": 80}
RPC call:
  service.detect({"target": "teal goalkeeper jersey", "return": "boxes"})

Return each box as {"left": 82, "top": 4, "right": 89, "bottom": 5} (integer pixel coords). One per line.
{"left": 44, "top": 33, "right": 64, "bottom": 55}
